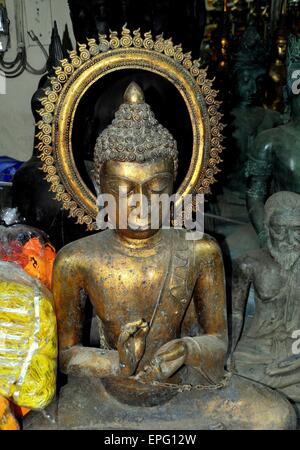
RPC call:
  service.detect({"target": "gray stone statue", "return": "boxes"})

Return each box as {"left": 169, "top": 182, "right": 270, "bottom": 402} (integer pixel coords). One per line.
{"left": 231, "top": 191, "right": 300, "bottom": 408}
{"left": 227, "top": 25, "right": 282, "bottom": 195}
{"left": 246, "top": 35, "right": 300, "bottom": 243}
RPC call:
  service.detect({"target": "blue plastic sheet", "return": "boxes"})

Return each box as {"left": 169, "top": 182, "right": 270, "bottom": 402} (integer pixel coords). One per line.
{"left": 0, "top": 157, "right": 23, "bottom": 182}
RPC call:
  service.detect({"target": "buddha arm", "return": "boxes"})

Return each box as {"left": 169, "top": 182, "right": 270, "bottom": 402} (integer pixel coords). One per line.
{"left": 183, "top": 238, "right": 228, "bottom": 383}
{"left": 230, "top": 258, "right": 252, "bottom": 355}
{"left": 246, "top": 131, "right": 273, "bottom": 241}
{"left": 53, "top": 248, "right": 119, "bottom": 378}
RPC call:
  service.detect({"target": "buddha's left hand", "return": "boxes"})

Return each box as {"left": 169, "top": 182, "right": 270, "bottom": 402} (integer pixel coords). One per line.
{"left": 136, "top": 339, "right": 187, "bottom": 382}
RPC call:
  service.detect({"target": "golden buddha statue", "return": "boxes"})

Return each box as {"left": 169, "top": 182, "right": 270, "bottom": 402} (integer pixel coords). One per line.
{"left": 25, "top": 83, "right": 296, "bottom": 430}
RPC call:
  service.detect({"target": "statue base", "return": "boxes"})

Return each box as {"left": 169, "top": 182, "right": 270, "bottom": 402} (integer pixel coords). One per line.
{"left": 23, "top": 374, "right": 297, "bottom": 430}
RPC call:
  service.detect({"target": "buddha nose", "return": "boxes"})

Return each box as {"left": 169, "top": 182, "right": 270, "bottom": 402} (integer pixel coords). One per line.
{"left": 136, "top": 185, "right": 148, "bottom": 217}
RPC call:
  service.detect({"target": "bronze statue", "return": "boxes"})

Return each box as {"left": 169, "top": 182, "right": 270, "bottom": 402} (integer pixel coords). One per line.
{"left": 246, "top": 35, "right": 300, "bottom": 243}
{"left": 225, "top": 26, "right": 282, "bottom": 195}
{"left": 25, "top": 84, "right": 296, "bottom": 430}
{"left": 231, "top": 191, "right": 300, "bottom": 409}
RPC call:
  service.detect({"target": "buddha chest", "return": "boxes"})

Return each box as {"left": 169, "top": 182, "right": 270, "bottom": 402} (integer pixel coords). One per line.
{"left": 273, "top": 130, "right": 300, "bottom": 194}
{"left": 86, "top": 231, "right": 197, "bottom": 350}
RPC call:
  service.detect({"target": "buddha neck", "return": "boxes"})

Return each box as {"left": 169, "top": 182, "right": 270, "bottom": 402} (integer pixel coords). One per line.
{"left": 113, "top": 229, "right": 164, "bottom": 251}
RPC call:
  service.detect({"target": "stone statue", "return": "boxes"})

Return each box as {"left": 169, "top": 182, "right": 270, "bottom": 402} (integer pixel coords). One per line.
{"left": 25, "top": 83, "right": 296, "bottom": 430}
{"left": 246, "top": 35, "right": 300, "bottom": 243}
{"left": 226, "top": 26, "right": 282, "bottom": 195}
{"left": 231, "top": 191, "right": 300, "bottom": 408}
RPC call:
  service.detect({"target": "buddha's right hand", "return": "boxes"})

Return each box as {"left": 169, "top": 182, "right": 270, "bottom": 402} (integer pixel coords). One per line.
{"left": 60, "top": 345, "right": 120, "bottom": 378}
{"left": 117, "top": 320, "right": 149, "bottom": 377}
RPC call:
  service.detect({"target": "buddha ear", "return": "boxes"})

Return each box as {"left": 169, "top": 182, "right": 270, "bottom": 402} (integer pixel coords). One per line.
{"left": 90, "top": 162, "right": 101, "bottom": 197}
{"left": 94, "top": 179, "right": 101, "bottom": 197}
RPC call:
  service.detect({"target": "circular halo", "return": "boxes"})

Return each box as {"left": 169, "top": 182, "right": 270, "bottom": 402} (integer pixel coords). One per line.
{"left": 36, "top": 25, "right": 224, "bottom": 230}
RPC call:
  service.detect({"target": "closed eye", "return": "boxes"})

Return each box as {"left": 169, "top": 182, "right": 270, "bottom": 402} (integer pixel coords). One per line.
{"left": 148, "top": 183, "right": 170, "bottom": 193}
{"left": 145, "top": 175, "right": 172, "bottom": 194}
{"left": 106, "top": 182, "right": 135, "bottom": 197}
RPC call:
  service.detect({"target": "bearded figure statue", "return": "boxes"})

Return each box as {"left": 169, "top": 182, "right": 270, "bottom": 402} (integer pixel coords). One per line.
{"left": 231, "top": 191, "right": 300, "bottom": 409}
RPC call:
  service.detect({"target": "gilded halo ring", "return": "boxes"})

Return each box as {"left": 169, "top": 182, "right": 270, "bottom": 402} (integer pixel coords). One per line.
{"left": 36, "top": 25, "right": 224, "bottom": 230}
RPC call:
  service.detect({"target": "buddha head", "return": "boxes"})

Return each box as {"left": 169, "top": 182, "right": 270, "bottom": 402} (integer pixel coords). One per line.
{"left": 265, "top": 192, "right": 300, "bottom": 271}
{"left": 233, "top": 25, "right": 266, "bottom": 107}
{"left": 235, "top": 67, "right": 266, "bottom": 106}
{"left": 93, "top": 82, "right": 178, "bottom": 239}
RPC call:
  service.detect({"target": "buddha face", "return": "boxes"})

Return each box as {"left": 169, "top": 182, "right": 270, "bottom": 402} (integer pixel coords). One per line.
{"left": 276, "top": 36, "right": 287, "bottom": 59}
{"left": 100, "top": 159, "right": 174, "bottom": 239}
{"left": 236, "top": 68, "right": 264, "bottom": 106}
{"left": 267, "top": 212, "right": 300, "bottom": 270}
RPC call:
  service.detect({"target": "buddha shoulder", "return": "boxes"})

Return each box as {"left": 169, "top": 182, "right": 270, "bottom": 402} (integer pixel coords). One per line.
{"left": 54, "top": 231, "right": 110, "bottom": 267}
{"left": 192, "top": 233, "right": 223, "bottom": 268}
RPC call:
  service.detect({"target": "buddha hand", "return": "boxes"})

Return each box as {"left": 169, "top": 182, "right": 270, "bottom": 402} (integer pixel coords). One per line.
{"left": 117, "top": 320, "right": 149, "bottom": 377}
{"left": 265, "top": 356, "right": 300, "bottom": 376}
{"left": 136, "top": 339, "right": 187, "bottom": 382}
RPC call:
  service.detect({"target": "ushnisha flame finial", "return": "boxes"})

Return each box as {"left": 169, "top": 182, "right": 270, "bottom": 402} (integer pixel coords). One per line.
{"left": 123, "top": 82, "right": 145, "bottom": 104}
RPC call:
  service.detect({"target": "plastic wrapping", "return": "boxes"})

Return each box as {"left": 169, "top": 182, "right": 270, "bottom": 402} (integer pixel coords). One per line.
{"left": 0, "top": 223, "right": 56, "bottom": 290}
{"left": 0, "top": 261, "right": 57, "bottom": 410}
{"left": 0, "top": 157, "right": 23, "bottom": 183}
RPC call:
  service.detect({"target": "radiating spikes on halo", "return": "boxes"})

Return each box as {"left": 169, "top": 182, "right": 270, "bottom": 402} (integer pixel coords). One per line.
{"left": 122, "top": 23, "right": 130, "bottom": 34}
{"left": 174, "top": 44, "right": 182, "bottom": 51}
{"left": 87, "top": 37, "right": 96, "bottom": 43}
{"left": 99, "top": 33, "right": 108, "bottom": 40}
{"left": 109, "top": 29, "right": 118, "bottom": 37}
{"left": 165, "top": 37, "right": 173, "bottom": 45}
{"left": 183, "top": 51, "right": 192, "bottom": 59}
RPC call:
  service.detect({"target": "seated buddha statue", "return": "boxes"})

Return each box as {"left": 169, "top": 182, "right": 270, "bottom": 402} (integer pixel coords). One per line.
{"left": 25, "top": 83, "right": 296, "bottom": 430}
